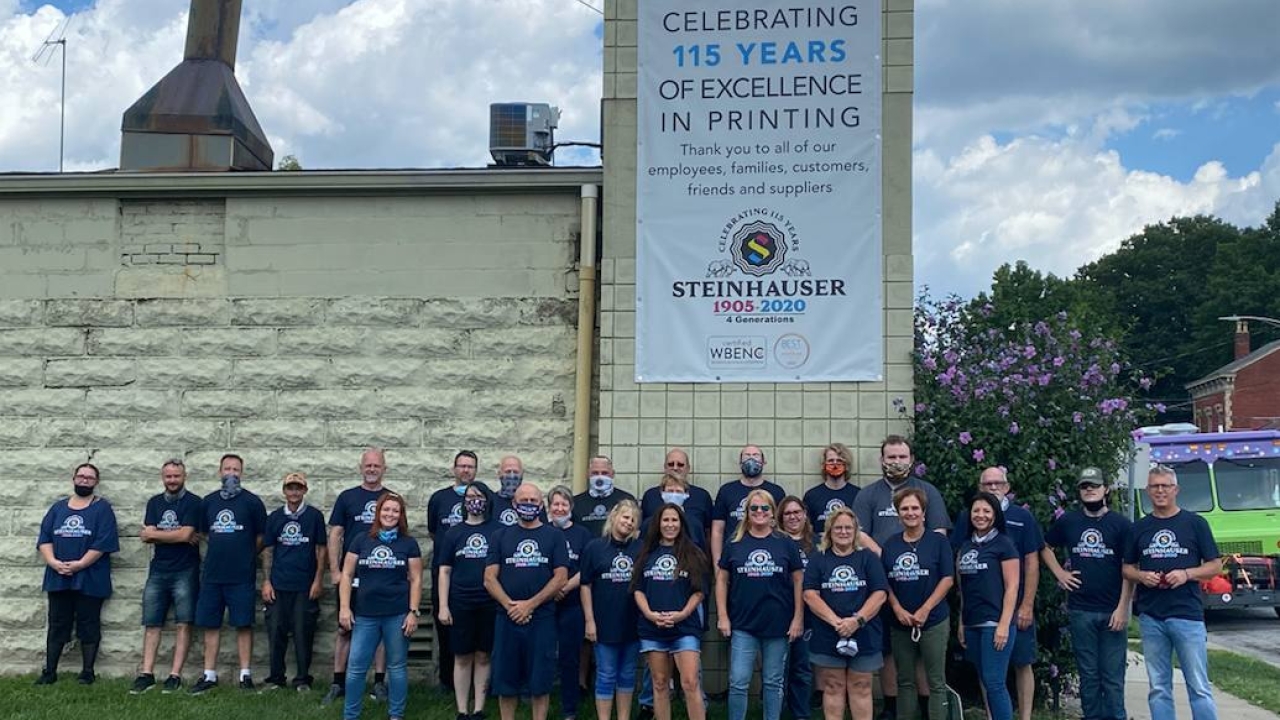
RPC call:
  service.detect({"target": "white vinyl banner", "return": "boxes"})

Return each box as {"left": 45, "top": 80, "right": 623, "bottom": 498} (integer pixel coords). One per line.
{"left": 635, "top": 2, "right": 884, "bottom": 383}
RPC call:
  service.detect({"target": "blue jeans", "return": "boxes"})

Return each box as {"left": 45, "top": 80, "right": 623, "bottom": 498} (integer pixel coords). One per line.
{"left": 595, "top": 640, "right": 642, "bottom": 699}
{"left": 786, "top": 634, "right": 812, "bottom": 720}
{"left": 964, "top": 626, "right": 1017, "bottom": 720}
{"left": 729, "top": 630, "right": 788, "bottom": 720}
{"left": 345, "top": 614, "right": 409, "bottom": 720}
{"left": 1069, "top": 610, "right": 1128, "bottom": 720}
{"left": 1138, "top": 615, "right": 1218, "bottom": 720}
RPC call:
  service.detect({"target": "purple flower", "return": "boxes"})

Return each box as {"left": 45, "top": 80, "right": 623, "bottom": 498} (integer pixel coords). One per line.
{"left": 1024, "top": 345, "right": 1037, "bottom": 359}
{"left": 922, "top": 357, "right": 937, "bottom": 371}
{"left": 1052, "top": 356, "right": 1065, "bottom": 367}
{"left": 1072, "top": 412, "right": 1084, "bottom": 425}
{"left": 1048, "top": 458, "right": 1058, "bottom": 470}
{"left": 1110, "top": 362, "right": 1121, "bottom": 375}
{"left": 1155, "top": 403, "right": 1167, "bottom": 413}
{"left": 914, "top": 462, "right": 927, "bottom": 477}
{"left": 1009, "top": 422, "right": 1020, "bottom": 435}
{"left": 959, "top": 431, "right": 973, "bottom": 445}
{"left": 914, "top": 403, "right": 926, "bottom": 413}
{"left": 1131, "top": 429, "right": 1145, "bottom": 441}
{"left": 1140, "top": 377, "right": 1153, "bottom": 390}
{"left": 1038, "top": 374, "right": 1052, "bottom": 386}
{"left": 1053, "top": 507, "right": 1065, "bottom": 520}
{"left": 1049, "top": 664, "right": 1060, "bottom": 679}
{"left": 973, "top": 449, "right": 985, "bottom": 462}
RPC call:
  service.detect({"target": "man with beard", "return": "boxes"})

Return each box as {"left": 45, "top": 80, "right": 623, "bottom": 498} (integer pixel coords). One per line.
{"left": 427, "top": 450, "right": 480, "bottom": 693}
{"left": 710, "top": 444, "right": 785, "bottom": 567}
{"left": 573, "top": 456, "right": 636, "bottom": 537}
{"left": 494, "top": 456, "right": 527, "bottom": 527}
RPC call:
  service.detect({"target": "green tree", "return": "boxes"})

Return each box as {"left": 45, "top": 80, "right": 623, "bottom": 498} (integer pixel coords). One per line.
{"left": 276, "top": 154, "right": 302, "bottom": 171}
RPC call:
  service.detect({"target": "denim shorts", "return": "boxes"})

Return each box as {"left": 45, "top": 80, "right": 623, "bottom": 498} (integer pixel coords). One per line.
{"left": 195, "top": 581, "right": 256, "bottom": 629}
{"left": 810, "top": 650, "right": 885, "bottom": 673}
{"left": 141, "top": 567, "right": 199, "bottom": 626}
{"left": 639, "top": 635, "right": 701, "bottom": 654}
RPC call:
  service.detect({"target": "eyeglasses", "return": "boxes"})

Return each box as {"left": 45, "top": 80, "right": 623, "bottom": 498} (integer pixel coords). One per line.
{"left": 1147, "top": 484, "right": 1176, "bottom": 491}
{"left": 748, "top": 504, "right": 772, "bottom": 513}
{"left": 782, "top": 509, "right": 805, "bottom": 516}
{"left": 823, "top": 460, "right": 844, "bottom": 467}
{"left": 666, "top": 461, "right": 687, "bottom": 468}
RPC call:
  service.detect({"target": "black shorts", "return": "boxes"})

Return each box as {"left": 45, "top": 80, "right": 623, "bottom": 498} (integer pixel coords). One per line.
{"left": 450, "top": 599, "right": 497, "bottom": 656}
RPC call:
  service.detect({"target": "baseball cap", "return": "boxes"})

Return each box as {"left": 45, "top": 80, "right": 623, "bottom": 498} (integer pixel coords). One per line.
{"left": 1076, "top": 467, "right": 1105, "bottom": 486}
{"left": 282, "top": 472, "right": 308, "bottom": 489}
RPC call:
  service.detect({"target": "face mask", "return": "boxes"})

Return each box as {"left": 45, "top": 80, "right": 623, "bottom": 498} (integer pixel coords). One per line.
{"left": 219, "top": 474, "right": 242, "bottom": 500}
{"left": 454, "top": 484, "right": 467, "bottom": 496}
{"left": 661, "top": 491, "right": 689, "bottom": 507}
{"left": 882, "top": 461, "right": 911, "bottom": 481}
{"left": 378, "top": 528, "right": 398, "bottom": 543}
{"left": 514, "top": 502, "right": 541, "bottom": 522}
{"left": 465, "top": 497, "right": 488, "bottom": 516}
{"left": 551, "top": 514, "right": 571, "bottom": 529}
{"left": 499, "top": 473, "right": 522, "bottom": 498}
{"left": 73, "top": 484, "right": 94, "bottom": 498}
{"left": 163, "top": 487, "right": 186, "bottom": 502}
{"left": 589, "top": 475, "right": 614, "bottom": 498}
{"left": 740, "top": 458, "right": 764, "bottom": 478}
{"left": 825, "top": 463, "right": 846, "bottom": 479}
{"left": 999, "top": 496, "right": 1010, "bottom": 511}
{"left": 1082, "top": 498, "right": 1107, "bottom": 512}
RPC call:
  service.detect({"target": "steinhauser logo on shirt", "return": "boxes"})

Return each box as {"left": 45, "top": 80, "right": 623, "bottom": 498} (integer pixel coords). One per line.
{"left": 445, "top": 502, "right": 463, "bottom": 527}
{"left": 457, "top": 533, "right": 489, "bottom": 560}
{"left": 877, "top": 504, "right": 899, "bottom": 519}
{"left": 582, "top": 504, "right": 609, "bottom": 522}
{"left": 278, "top": 521, "right": 311, "bottom": 547}
{"left": 1072, "top": 529, "right": 1114, "bottom": 559}
{"left": 54, "top": 515, "right": 93, "bottom": 538}
{"left": 210, "top": 509, "right": 244, "bottom": 534}
{"left": 730, "top": 498, "right": 748, "bottom": 522}
{"left": 889, "top": 552, "right": 930, "bottom": 582}
{"left": 820, "top": 498, "right": 847, "bottom": 522}
{"left": 645, "top": 554, "right": 685, "bottom": 581}
{"left": 506, "top": 539, "right": 549, "bottom": 568}
{"left": 499, "top": 508, "right": 518, "bottom": 526}
{"left": 360, "top": 545, "right": 405, "bottom": 570}
{"left": 358, "top": 500, "right": 377, "bottom": 524}
{"left": 738, "top": 549, "right": 784, "bottom": 577}
{"left": 603, "top": 554, "right": 635, "bottom": 583}
{"left": 822, "top": 565, "right": 867, "bottom": 593}
{"left": 1142, "top": 529, "right": 1189, "bottom": 560}
{"left": 958, "top": 549, "right": 987, "bottom": 574}
{"left": 158, "top": 509, "right": 180, "bottom": 530}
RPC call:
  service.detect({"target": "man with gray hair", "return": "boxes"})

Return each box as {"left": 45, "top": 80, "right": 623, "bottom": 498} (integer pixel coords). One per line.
{"left": 1123, "top": 465, "right": 1221, "bottom": 720}
{"left": 131, "top": 459, "right": 202, "bottom": 694}
{"left": 573, "top": 455, "right": 636, "bottom": 537}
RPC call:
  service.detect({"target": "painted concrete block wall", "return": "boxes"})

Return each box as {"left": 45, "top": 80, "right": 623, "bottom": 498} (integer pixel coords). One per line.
{"left": 601, "top": 0, "right": 915, "bottom": 690}
{"left": 0, "top": 187, "right": 588, "bottom": 677}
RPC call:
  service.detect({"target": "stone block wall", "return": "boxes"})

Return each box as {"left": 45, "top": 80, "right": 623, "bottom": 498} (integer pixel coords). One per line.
{"left": 0, "top": 180, "right": 593, "bottom": 677}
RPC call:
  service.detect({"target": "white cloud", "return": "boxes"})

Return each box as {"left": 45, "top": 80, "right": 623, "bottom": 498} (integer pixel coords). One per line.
{"left": 1152, "top": 128, "right": 1180, "bottom": 141}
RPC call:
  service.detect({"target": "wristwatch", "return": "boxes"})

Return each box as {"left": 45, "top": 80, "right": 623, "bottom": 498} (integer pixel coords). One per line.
{"left": 855, "top": 615, "right": 867, "bottom": 628}
{"left": 410, "top": 608, "right": 422, "bottom": 617}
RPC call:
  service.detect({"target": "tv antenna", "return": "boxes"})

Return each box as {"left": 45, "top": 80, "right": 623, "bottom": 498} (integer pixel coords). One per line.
{"left": 33, "top": 17, "right": 71, "bottom": 173}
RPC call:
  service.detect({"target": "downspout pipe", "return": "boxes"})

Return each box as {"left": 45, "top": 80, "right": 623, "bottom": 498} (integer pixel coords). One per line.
{"left": 572, "top": 184, "right": 600, "bottom": 494}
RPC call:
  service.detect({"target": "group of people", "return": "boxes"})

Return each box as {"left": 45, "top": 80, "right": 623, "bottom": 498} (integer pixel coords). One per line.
{"left": 35, "top": 437, "right": 1223, "bottom": 720}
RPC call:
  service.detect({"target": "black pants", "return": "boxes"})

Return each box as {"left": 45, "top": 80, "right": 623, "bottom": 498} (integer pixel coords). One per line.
{"left": 46, "top": 591, "right": 105, "bottom": 671}
{"left": 433, "top": 573, "right": 454, "bottom": 687}
{"left": 266, "top": 589, "right": 321, "bottom": 685}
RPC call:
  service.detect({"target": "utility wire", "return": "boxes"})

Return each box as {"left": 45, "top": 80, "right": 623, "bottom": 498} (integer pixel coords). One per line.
{"left": 572, "top": 0, "right": 603, "bottom": 14}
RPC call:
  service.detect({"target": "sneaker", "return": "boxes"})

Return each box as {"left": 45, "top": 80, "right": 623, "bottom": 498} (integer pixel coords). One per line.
{"left": 471, "top": 712, "right": 487, "bottom": 720}
{"left": 190, "top": 677, "right": 218, "bottom": 695}
{"left": 321, "top": 683, "right": 344, "bottom": 706}
{"left": 162, "top": 675, "right": 183, "bottom": 693}
{"left": 295, "top": 683, "right": 311, "bottom": 693}
{"left": 77, "top": 671, "right": 96, "bottom": 685}
{"left": 34, "top": 670, "right": 57, "bottom": 686}
{"left": 371, "top": 680, "right": 389, "bottom": 703}
{"left": 130, "top": 674, "right": 157, "bottom": 694}
{"left": 239, "top": 676, "right": 256, "bottom": 692}
{"left": 636, "top": 705, "right": 654, "bottom": 720}
{"left": 260, "top": 677, "right": 286, "bottom": 693}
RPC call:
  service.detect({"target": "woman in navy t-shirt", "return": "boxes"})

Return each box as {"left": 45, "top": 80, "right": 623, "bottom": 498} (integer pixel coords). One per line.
{"left": 438, "top": 482, "right": 499, "bottom": 720}
{"left": 802, "top": 506, "right": 887, "bottom": 720}
{"left": 339, "top": 492, "right": 422, "bottom": 720}
{"left": 779, "top": 495, "right": 816, "bottom": 720}
{"left": 35, "top": 463, "right": 119, "bottom": 685}
{"left": 582, "top": 499, "right": 643, "bottom": 720}
{"left": 549, "top": 485, "right": 596, "bottom": 720}
{"left": 633, "top": 503, "right": 710, "bottom": 720}
{"left": 717, "top": 489, "right": 805, "bottom": 720}
{"left": 956, "top": 492, "right": 1020, "bottom": 720}
{"left": 882, "top": 487, "right": 954, "bottom": 720}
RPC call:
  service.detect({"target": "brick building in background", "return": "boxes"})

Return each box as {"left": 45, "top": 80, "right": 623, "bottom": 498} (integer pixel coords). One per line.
{"left": 1187, "top": 320, "right": 1280, "bottom": 431}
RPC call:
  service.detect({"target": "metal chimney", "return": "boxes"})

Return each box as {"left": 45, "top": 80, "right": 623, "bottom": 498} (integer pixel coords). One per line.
{"left": 120, "top": 0, "right": 273, "bottom": 171}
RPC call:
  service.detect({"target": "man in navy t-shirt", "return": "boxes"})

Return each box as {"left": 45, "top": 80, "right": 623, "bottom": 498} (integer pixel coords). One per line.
{"left": 426, "top": 450, "right": 479, "bottom": 692}
{"left": 132, "top": 459, "right": 202, "bottom": 694}
{"left": 1042, "top": 467, "right": 1134, "bottom": 720}
{"left": 803, "top": 443, "right": 861, "bottom": 535}
{"left": 1123, "top": 465, "right": 1221, "bottom": 720}
{"left": 573, "top": 455, "right": 637, "bottom": 537}
{"left": 322, "top": 448, "right": 395, "bottom": 705}
{"left": 261, "top": 472, "right": 327, "bottom": 691}
{"left": 711, "top": 444, "right": 786, "bottom": 566}
{"left": 192, "top": 454, "right": 267, "bottom": 695}
{"left": 484, "top": 482, "right": 569, "bottom": 720}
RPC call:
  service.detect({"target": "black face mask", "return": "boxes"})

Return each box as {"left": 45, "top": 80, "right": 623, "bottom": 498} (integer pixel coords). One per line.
{"left": 73, "top": 485, "right": 94, "bottom": 498}
{"left": 1082, "top": 498, "right": 1106, "bottom": 512}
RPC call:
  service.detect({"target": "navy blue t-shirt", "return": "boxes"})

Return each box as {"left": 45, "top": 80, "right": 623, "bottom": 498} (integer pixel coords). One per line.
{"left": 264, "top": 505, "right": 327, "bottom": 593}
{"left": 558, "top": 522, "right": 595, "bottom": 610}
{"left": 580, "top": 536, "right": 641, "bottom": 644}
{"left": 635, "top": 545, "right": 706, "bottom": 640}
{"left": 427, "top": 485, "right": 467, "bottom": 569}
{"left": 38, "top": 497, "right": 120, "bottom": 598}
{"left": 573, "top": 488, "right": 637, "bottom": 538}
{"left": 1045, "top": 510, "right": 1132, "bottom": 613}
{"left": 803, "top": 482, "right": 861, "bottom": 535}
{"left": 881, "top": 531, "right": 954, "bottom": 629}
{"left": 487, "top": 523, "right": 570, "bottom": 620}
{"left": 713, "top": 480, "right": 787, "bottom": 541}
{"left": 144, "top": 491, "right": 201, "bottom": 573}
{"left": 641, "top": 485, "right": 714, "bottom": 550}
{"left": 199, "top": 490, "right": 267, "bottom": 585}
{"left": 953, "top": 502, "right": 1044, "bottom": 604}
{"left": 329, "top": 486, "right": 390, "bottom": 554}
{"left": 719, "top": 531, "right": 804, "bottom": 638}
{"left": 803, "top": 548, "right": 888, "bottom": 657}
{"left": 440, "top": 520, "right": 501, "bottom": 605}
{"left": 349, "top": 533, "right": 421, "bottom": 617}
{"left": 1125, "top": 510, "right": 1219, "bottom": 621}
{"left": 957, "top": 534, "right": 1020, "bottom": 625}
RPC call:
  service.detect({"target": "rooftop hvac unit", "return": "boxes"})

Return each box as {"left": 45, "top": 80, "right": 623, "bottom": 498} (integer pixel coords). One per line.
{"left": 490, "top": 102, "right": 560, "bottom": 166}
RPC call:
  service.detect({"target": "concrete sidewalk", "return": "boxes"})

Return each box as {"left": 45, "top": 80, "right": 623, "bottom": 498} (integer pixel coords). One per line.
{"left": 1124, "top": 651, "right": 1278, "bottom": 720}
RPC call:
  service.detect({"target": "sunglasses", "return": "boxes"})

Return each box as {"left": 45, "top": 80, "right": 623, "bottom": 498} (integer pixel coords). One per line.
{"left": 748, "top": 504, "right": 773, "bottom": 513}
{"left": 666, "top": 461, "right": 688, "bottom": 468}
{"left": 1078, "top": 482, "right": 1102, "bottom": 490}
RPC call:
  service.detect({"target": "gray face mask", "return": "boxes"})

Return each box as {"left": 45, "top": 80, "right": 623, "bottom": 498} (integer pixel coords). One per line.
{"left": 499, "top": 473, "right": 522, "bottom": 498}
{"left": 219, "top": 474, "right": 242, "bottom": 500}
